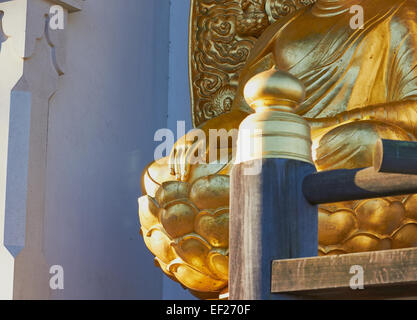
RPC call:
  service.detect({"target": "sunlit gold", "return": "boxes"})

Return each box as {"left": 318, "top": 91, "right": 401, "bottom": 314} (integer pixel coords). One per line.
{"left": 236, "top": 68, "right": 313, "bottom": 164}
{"left": 140, "top": 157, "right": 231, "bottom": 299}
{"left": 139, "top": 0, "right": 417, "bottom": 298}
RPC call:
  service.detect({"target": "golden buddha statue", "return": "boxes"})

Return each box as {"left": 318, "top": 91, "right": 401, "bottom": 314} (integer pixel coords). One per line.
{"left": 139, "top": 0, "right": 417, "bottom": 298}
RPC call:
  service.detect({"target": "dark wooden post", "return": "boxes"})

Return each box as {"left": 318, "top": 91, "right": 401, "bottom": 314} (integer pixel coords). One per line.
{"left": 229, "top": 69, "right": 318, "bottom": 300}
{"left": 230, "top": 159, "right": 317, "bottom": 299}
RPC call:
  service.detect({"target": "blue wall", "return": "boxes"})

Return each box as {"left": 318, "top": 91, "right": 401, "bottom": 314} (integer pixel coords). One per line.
{"left": 44, "top": 0, "right": 170, "bottom": 299}
{"left": 163, "top": 0, "right": 196, "bottom": 300}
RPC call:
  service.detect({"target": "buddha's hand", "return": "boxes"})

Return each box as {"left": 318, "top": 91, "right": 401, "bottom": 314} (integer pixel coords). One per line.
{"left": 314, "top": 120, "right": 411, "bottom": 171}
{"left": 169, "top": 129, "right": 206, "bottom": 181}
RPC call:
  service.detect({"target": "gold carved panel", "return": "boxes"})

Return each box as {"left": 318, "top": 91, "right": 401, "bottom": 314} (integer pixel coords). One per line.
{"left": 189, "top": 0, "right": 316, "bottom": 127}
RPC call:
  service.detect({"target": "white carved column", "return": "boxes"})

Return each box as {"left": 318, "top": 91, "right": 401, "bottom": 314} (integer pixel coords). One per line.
{"left": 0, "top": 0, "right": 82, "bottom": 299}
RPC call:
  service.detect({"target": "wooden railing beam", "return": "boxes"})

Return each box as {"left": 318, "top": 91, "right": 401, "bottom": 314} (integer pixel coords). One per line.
{"left": 374, "top": 139, "right": 417, "bottom": 175}
{"left": 271, "top": 247, "right": 417, "bottom": 299}
{"left": 303, "top": 167, "right": 417, "bottom": 205}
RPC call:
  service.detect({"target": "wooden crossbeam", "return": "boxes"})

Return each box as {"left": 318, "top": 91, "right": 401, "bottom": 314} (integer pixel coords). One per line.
{"left": 303, "top": 139, "right": 417, "bottom": 204}
{"left": 302, "top": 167, "right": 417, "bottom": 204}
{"left": 271, "top": 247, "right": 417, "bottom": 299}
{"left": 374, "top": 139, "right": 417, "bottom": 175}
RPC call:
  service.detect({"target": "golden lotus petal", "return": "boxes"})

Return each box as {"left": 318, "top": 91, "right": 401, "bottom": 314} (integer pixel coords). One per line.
{"left": 187, "top": 159, "right": 231, "bottom": 185}
{"left": 171, "top": 234, "right": 214, "bottom": 276}
{"left": 142, "top": 170, "right": 161, "bottom": 198}
{"left": 318, "top": 249, "right": 326, "bottom": 256}
{"left": 318, "top": 209, "right": 357, "bottom": 246}
{"left": 154, "top": 257, "right": 175, "bottom": 279}
{"left": 161, "top": 201, "right": 197, "bottom": 238}
{"left": 342, "top": 233, "right": 391, "bottom": 253}
{"left": 142, "top": 226, "right": 177, "bottom": 264}
{"left": 190, "top": 175, "right": 229, "bottom": 210}
{"left": 207, "top": 250, "right": 229, "bottom": 281}
{"left": 155, "top": 181, "right": 190, "bottom": 208}
{"left": 195, "top": 208, "right": 229, "bottom": 248}
{"left": 188, "top": 289, "right": 222, "bottom": 300}
{"left": 392, "top": 223, "right": 417, "bottom": 249}
{"left": 356, "top": 199, "right": 405, "bottom": 236}
{"left": 138, "top": 195, "right": 160, "bottom": 230}
{"left": 405, "top": 195, "right": 417, "bottom": 221}
{"left": 319, "top": 201, "right": 358, "bottom": 212}
{"left": 143, "top": 157, "right": 174, "bottom": 196}
{"left": 319, "top": 249, "right": 347, "bottom": 256}
{"left": 168, "top": 258, "right": 227, "bottom": 293}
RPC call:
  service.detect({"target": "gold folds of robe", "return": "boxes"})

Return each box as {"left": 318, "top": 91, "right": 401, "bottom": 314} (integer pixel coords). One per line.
{"left": 139, "top": 0, "right": 417, "bottom": 298}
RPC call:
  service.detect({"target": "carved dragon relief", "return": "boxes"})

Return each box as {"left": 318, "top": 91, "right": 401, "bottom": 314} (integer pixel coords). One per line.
{"left": 189, "top": 0, "right": 317, "bottom": 127}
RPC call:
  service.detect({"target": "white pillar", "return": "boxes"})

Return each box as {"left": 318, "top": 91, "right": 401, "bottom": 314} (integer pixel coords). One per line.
{"left": 0, "top": 0, "right": 81, "bottom": 299}
{"left": 1, "top": 0, "right": 170, "bottom": 300}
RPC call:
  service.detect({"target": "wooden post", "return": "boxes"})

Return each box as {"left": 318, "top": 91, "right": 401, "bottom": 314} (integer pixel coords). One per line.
{"left": 230, "top": 159, "right": 317, "bottom": 299}
{"left": 229, "top": 69, "right": 318, "bottom": 300}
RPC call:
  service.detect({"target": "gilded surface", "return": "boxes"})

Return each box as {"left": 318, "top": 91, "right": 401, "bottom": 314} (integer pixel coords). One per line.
{"left": 140, "top": 158, "right": 232, "bottom": 299}
{"left": 236, "top": 68, "right": 314, "bottom": 164}
{"left": 189, "top": 0, "right": 315, "bottom": 127}
{"left": 139, "top": 0, "right": 417, "bottom": 298}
